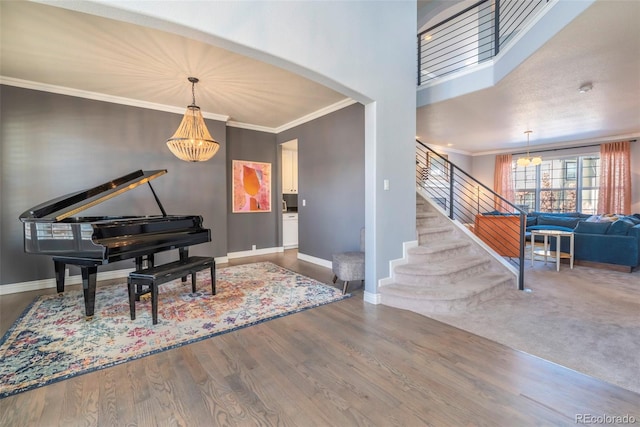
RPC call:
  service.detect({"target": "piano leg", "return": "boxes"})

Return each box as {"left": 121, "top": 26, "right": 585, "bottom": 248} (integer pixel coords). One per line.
{"left": 135, "top": 256, "right": 143, "bottom": 300}
{"left": 81, "top": 266, "right": 98, "bottom": 320}
{"left": 180, "top": 247, "right": 189, "bottom": 283}
{"left": 54, "top": 260, "right": 66, "bottom": 293}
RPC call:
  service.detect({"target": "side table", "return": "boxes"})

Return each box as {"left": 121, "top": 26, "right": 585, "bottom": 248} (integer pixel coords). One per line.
{"left": 530, "top": 229, "right": 574, "bottom": 271}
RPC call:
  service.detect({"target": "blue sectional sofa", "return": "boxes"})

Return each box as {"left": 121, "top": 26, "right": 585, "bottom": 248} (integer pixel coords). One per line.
{"left": 525, "top": 212, "right": 640, "bottom": 271}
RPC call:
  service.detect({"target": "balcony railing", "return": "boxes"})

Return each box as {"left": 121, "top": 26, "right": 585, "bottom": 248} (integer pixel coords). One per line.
{"left": 418, "top": 0, "right": 549, "bottom": 85}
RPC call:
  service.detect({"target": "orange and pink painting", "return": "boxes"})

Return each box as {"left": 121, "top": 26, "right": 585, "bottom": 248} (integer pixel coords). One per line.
{"left": 232, "top": 160, "right": 271, "bottom": 213}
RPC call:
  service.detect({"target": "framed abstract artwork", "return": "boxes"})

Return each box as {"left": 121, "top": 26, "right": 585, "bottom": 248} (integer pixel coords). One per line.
{"left": 232, "top": 160, "right": 272, "bottom": 213}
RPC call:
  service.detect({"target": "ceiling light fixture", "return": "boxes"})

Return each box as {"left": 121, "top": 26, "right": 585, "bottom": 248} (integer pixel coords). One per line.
{"left": 516, "top": 130, "right": 542, "bottom": 167}
{"left": 166, "top": 77, "right": 220, "bottom": 162}
{"left": 579, "top": 82, "right": 593, "bottom": 93}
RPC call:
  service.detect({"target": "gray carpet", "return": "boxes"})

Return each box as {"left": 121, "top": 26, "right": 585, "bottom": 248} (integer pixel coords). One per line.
{"left": 424, "top": 260, "right": 640, "bottom": 395}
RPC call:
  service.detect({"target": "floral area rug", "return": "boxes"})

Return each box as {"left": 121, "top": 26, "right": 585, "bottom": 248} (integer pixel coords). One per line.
{"left": 0, "top": 262, "right": 349, "bottom": 399}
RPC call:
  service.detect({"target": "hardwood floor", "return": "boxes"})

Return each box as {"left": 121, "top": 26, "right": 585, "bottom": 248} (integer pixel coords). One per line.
{"left": 1, "top": 250, "right": 638, "bottom": 426}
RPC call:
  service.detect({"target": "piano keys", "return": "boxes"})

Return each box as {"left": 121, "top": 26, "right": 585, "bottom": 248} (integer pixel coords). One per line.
{"left": 19, "top": 170, "right": 211, "bottom": 319}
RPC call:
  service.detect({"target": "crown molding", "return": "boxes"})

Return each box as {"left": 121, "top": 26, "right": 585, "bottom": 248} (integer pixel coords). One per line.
{"left": 0, "top": 76, "right": 230, "bottom": 122}
{"left": 1, "top": 76, "right": 357, "bottom": 133}
{"left": 472, "top": 133, "right": 640, "bottom": 157}
{"left": 226, "top": 121, "right": 277, "bottom": 134}
{"left": 275, "top": 98, "right": 358, "bottom": 133}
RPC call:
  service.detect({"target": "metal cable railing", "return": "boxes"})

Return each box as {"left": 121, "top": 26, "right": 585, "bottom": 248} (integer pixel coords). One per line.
{"left": 418, "top": 0, "right": 549, "bottom": 85}
{"left": 416, "top": 140, "right": 526, "bottom": 290}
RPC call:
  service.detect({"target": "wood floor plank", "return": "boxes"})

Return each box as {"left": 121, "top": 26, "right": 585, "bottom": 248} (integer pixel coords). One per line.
{"left": 97, "top": 368, "right": 120, "bottom": 427}
{"left": 160, "top": 347, "right": 216, "bottom": 427}
{"left": 230, "top": 326, "right": 339, "bottom": 426}
{"left": 80, "top": 368, "right": 100, "bottom": 427}
{"left": 58, "top": 375, "right": 87, "bottom": 426}
{"left": 147, "top": 350, "right": 192, "bottom": 427}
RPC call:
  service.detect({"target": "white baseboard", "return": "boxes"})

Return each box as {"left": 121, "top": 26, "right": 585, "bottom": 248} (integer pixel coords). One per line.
{"left": 226, "top": 246, "right": 284, "bottom": 260}
{"left": 297, "top": 252, "right": 332, "bottom": 269}
{"left": 0, "top": 268, "right": 133, "bottom": 296}
{"left": 1, "top": 254, "right": 230, "bottom": 296}
{"left": 378, "top": 239, "right": 418, "bottom": 288}
{"left": 215, "top": 255, "right": 229, "bottom": 264}
{"left": 363, "top": 290, "right": 381, "bottom": 304}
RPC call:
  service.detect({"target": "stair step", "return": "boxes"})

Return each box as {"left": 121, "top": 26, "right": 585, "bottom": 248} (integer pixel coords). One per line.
{"left": 394, "top": 255, "right": 490, "bottom": 286}
{"left": 417, "top": 225, "right": 454, "bottom": 235}
{"left": 416, "top": 211, "right": 438, "bottom": 219}
{"left": 384, "top": 193, "right": 516, "bottom": 315}
{"left": 380, "top": 272, "right": 514, "bottom": 313}
{"left": 408, "top": 240, "right": 472, "bottom": 262}
{"left": 417, "top": 218, "right": 444, "bottom": 229}
{"left": 411, "top": 239, "right": 471, "bottom": 254}
{"left": 417, "top": 225, "right": 455, "bottom": 244}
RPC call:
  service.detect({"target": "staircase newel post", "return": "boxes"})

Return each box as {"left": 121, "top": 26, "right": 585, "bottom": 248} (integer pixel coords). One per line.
{"left": 518, "top": 211, "right": 526, "bottom": 290}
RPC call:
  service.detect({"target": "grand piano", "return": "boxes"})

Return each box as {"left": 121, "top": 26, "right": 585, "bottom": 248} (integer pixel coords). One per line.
{"left": 19, "top": 169, "right": 211, "bottom": 319}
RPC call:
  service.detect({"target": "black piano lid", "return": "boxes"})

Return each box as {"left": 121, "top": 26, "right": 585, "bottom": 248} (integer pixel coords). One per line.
{"left": 19, "top": 170, "right": 167, "bottom": 222}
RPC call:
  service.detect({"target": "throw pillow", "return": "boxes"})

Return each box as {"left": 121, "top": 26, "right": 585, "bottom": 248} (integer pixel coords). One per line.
{"left": 537, "top": 215, "right": 583, "bottom": 229}
{"left": 574, "top": 221, "right": 610, "bottom": 235}
{"left": 606, "top": 218, "right": 635, "bottom": 235}
{"left": 622, "top": 215, "right": 640, "bottom": 225}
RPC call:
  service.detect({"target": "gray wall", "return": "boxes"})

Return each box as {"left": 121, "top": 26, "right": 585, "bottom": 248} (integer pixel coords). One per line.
{"left": 1, "top": 85, "right": 227, "bottom": 284}
{"left": 278, "top": 103, "right": 365, "bottom": 261}
{"left": 0, "top": 86, "right": 366, "bottom": 286}
{"left": 226, "top": 127, "right": 279, "bottom": 252}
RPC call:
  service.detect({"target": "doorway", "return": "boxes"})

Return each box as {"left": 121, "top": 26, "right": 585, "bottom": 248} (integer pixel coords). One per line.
{"left": 281, "top": 139, "right": 298, "bottom": 249}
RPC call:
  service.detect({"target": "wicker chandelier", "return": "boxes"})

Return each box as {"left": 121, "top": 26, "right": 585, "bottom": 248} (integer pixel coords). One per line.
{"left": 516, "top": 130, "right": 542, "bottom": 167}
{"left": 167, "top": 77, "right": 220, "bottom": 162}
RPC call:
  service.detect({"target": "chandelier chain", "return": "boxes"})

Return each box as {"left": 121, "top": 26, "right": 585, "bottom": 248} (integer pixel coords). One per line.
{"left": 188, "top": 76, "right": 199, "bottom": 107}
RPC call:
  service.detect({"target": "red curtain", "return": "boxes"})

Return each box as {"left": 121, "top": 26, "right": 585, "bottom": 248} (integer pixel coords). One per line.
{"left": 494, "top": 154, "right": 514, "bottom": 212}
{"left": 597, "top": 141, "right": 632, "bottom": 214}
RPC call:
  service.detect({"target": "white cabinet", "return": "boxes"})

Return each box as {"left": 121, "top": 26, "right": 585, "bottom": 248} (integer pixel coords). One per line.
{"left": 282, "top": 148, "right": 298, "bottom": 194}
{"left": 283, "top": 213, "right": 298, "bottom": 249}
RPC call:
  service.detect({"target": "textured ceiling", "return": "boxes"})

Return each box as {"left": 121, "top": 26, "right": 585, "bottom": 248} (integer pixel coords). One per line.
{"left": 1, "top": 1, "right": 639, "bottom": 152}
{"left": 416, "top": 0, "right": 640, "bottom": 154}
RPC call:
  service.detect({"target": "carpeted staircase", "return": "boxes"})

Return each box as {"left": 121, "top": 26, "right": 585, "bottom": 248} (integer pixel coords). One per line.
{"left": 380, "top": 195, "right": 516, "bottom": 314}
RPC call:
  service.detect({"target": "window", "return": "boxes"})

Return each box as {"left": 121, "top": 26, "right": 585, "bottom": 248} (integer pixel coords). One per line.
{"left": 513, "top": 155, "right": 600, "bottom": 214}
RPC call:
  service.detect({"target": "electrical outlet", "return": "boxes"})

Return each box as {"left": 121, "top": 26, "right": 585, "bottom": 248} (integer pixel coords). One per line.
{"left": 252, "top": 244, "right": 257, "bottom": 251}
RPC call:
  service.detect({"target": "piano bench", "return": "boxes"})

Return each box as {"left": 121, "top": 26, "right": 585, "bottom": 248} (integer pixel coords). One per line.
{"left": 127, "top": 256, "right": 216, "bottom": 325}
